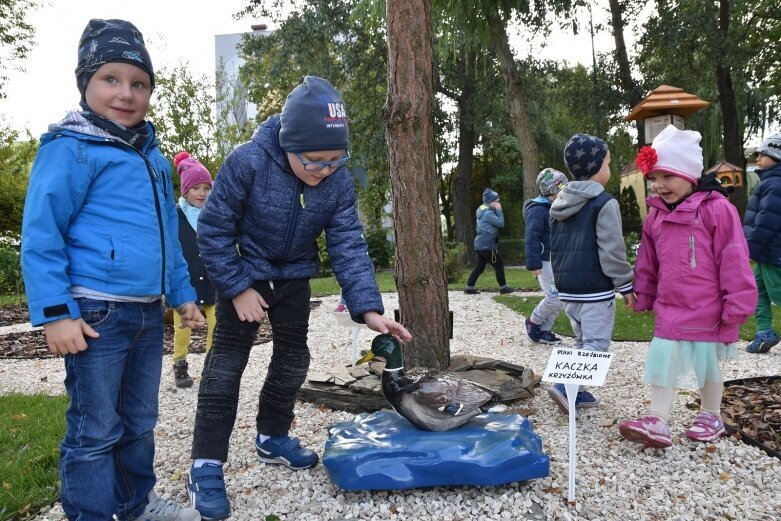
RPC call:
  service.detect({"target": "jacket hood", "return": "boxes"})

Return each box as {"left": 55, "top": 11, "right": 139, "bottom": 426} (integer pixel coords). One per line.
{"left": 522, "top": 197, "right": 550, "bottom": 215}
{"left": 550, "top": 180, "right": 604, "bottom": 221}
{"left": 43, "top": 110, "right": 156, "bottom": 150}
{"left": 251, "top": 114, "right": 292, "bottom": 172}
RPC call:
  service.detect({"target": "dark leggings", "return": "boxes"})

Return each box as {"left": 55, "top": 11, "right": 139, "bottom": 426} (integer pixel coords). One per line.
{"left": 466, "top": 249, "right": 507, "bottom": 287}
{"left": 191, "top": 278, "right": 311, "bottom": 461}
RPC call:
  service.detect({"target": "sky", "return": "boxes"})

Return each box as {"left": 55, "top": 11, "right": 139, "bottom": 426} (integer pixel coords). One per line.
{"left": 0, "top": 0, "right": 616, "bottom": 137}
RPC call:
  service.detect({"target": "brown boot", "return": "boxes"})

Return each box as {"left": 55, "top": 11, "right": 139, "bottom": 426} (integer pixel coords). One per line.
{"left": 173, "top": 359, "right": 193, "bottom": 388}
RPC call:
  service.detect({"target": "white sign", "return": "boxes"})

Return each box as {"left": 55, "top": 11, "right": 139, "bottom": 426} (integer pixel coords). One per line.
{"left": 541, "top": 348, "right": 613, "bottom": 387}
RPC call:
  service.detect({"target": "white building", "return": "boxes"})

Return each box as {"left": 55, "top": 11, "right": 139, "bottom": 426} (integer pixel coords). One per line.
{"left": 214, "top": 24, "right": 272, "bottom": 128}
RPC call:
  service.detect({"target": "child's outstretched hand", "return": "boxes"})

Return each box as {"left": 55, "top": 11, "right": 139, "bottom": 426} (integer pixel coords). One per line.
{"left": 363, "top": 311, "right": 412, "bottom": 343}
{"left": 177, "top": 303, "right": 206, "bottom": 329}
{"left": 622, "top": 292, "right": 637, "bottom": 308}
{"left": 232, "top": 287, "right": 270, "bottom": 322}
{"left": 43, "top": 318, "right": 100, "bottom": 355}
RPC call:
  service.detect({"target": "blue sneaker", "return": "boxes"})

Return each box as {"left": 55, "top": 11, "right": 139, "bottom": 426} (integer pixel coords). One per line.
{"left": 525, "top": 318, "right": 543, "bottom": 343}
{"left": 255, "top": 435, "right": 319, "bottom": 470}
{"left": 547, "top": 383, "right": 572, "bottom": 415}
{"left": 538, "top": 330, "right": 562, "bottom": 345}
{"left": 746, "top": 329, "right": 780, "bottom": 353}
{"left": 188, "top": 463, "right": 230, "bottom": 520}
{"left": 575, "top": 390, "right": 600, "bottom": 408}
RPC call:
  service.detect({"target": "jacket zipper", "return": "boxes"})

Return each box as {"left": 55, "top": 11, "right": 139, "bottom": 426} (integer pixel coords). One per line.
{"left": 280, "top": 181, "right": 303, "bottom": 266}
{"left": 689, "top": 235, "right": 696, "bottom": 268}
{"left": 132, "top": 148, "right": 167, "bottom": 295}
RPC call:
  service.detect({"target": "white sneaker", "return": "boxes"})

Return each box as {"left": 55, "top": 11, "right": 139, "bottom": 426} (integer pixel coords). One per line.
{"left": 128, "top": 491, "right": 201, "bottom": 521}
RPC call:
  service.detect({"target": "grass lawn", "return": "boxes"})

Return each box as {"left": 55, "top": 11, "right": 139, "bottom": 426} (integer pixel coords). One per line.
{"left": 0, "top": 294, "right": 25, "bottom": 307}
{"left": 496, "top": 294, "right": 778, "bottom": 342}
{"left": 0, "top": 394, "right": 67, "bottom": 521}
{"left": 310, "top": 266, "right": 540, "bottom": 297}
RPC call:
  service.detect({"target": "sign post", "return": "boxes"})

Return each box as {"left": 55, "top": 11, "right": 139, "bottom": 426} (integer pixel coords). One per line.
{"left": 541, "top": 348, "right": 614, "bottom": 502}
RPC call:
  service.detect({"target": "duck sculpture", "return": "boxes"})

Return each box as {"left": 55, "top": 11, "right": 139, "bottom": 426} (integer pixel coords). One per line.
{"left": 356, "top": 334, "right": 502, "bottom": 431}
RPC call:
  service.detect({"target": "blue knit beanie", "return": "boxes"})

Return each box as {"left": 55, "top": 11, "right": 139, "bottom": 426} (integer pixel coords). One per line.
{"left": 563, "top": 133, "right": 608, "bottom": 180}
{"left": 76, "top": 19, "right": 154, "bottom": 101}
{"left": 279, "top": 76, "right": 349, "bottom": 153}
{"left": 483, "top": 188, "right": 499, "bottom": 204}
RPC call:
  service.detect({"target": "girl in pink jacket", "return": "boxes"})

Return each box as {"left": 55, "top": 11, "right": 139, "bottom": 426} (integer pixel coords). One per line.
{"left": 619, "top": 125, "right": 757, "bottom": 449}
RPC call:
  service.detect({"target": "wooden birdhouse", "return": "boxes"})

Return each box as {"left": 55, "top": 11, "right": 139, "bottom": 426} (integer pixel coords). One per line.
{"left": 706, "top": 160, "right": 744, "bottom": 188}
{"left": 624, "top": 85, "right": 710, "bottom": 144}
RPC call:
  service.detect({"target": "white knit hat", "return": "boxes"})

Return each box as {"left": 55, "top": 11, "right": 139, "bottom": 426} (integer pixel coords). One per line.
{"left": 636, "top": 125, "right": 703, "bottom": 185}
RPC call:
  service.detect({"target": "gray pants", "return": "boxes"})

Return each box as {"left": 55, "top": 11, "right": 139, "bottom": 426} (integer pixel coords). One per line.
{"left": 564, "top": 300, "right": 616, "bottom": 352}
{"left": 530, "top": 261, "right": 564, "bottom": 331}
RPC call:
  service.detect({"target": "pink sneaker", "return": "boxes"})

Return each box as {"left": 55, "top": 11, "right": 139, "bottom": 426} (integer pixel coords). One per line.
{"left": 686, "top": 411, "right": 726, "bottom": 442}
{"left": 334, "top": 303, "right": 348, "bottom": 313}
{"left": 618, "top": 416, "right": 672, "bottom": 448}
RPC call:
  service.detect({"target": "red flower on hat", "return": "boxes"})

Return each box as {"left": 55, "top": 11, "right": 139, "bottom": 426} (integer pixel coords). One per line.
{"left": 636, "top": 146, "right": 658, "bottom": 174}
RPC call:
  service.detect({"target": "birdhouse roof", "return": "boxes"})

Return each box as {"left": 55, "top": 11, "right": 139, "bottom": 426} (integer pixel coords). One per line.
{"left": 625, "top": 85, "right": 710, "bottom": 121}
{"left": 705, "top": 160, "right": 743, "bottom": 174}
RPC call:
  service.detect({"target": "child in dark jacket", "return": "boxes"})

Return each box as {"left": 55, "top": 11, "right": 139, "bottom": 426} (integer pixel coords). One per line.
{"left": 523, "top": 168, "right": 568, "bottom": 344}
{"left": 21, "top": 19, "right": 203, "bottom": 521}
{"left": 187, "top": 76, "right": 411, "bottom": 520}
{"left": 547, "top": 134, "right": 635, "bottom": 416}
{"left": 742, "top": 133, "right": 781, "bottom": 353}
{"left": 171, "top": 152, "right": 216, "bottom": 388}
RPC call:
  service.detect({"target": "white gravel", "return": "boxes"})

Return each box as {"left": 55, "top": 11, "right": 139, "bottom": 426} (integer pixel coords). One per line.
{"left": 2, "top": 291, "right": 780, "bottom": 521}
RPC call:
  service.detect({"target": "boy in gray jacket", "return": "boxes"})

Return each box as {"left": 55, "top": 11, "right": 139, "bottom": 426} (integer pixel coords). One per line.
{"left": 548, "top": 134, "right": 635, "bottom": 415}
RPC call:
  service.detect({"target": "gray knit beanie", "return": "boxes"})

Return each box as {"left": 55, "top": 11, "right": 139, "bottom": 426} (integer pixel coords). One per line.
{"left": 279, "top": 76, "right": 349, "bottom": 153}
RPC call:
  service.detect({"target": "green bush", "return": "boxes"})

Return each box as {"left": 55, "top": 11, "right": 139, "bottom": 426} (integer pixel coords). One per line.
{"left": 443, "top": 242, "right": 466, "bottom": 283}
{"left": 0, "top": 242, "right": 22, "bottom": 295}
{"left": 365, "top": 228, "right": 393, "bottom": 270}
{"left": 498, "top": 238, "right": 524, "bottom": 265}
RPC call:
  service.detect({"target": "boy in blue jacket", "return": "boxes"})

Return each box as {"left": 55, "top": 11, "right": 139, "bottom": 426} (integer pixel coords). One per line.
{"left": 743, "top": 133, "right": 781, "bottom": 353}
{"left": 21, "top": 19, "right": 204, "bottom": 521}
{"left": 523, "top": 168, "right": 568, "bottom": 344}
{"left": 187, "top": 76, "right": 411, "bottom": 520}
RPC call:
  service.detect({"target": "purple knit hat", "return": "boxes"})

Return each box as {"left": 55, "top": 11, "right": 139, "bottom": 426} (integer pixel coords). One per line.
{"left": 174, "top": 152, "right": 212, "bottom": 195}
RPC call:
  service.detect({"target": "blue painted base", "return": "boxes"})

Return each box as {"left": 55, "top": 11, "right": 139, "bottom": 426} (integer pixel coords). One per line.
{"left": 323, "top": 410, "right": 550, "bottom": 491}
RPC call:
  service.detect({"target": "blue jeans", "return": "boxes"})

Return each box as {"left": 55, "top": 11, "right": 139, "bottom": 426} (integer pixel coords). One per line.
{"left": 60, "top": 299, "right": 163, "bottom": 521}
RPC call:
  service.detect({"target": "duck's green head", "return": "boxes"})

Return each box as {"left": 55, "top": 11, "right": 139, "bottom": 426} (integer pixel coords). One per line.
{"left": 356, "top": 334, "right": 403, "bottom": 369}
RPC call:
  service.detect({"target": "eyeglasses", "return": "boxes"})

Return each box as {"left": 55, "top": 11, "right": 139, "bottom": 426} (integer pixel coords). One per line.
{"left": 295, "top": 152, "right": 351, "bottom": 171}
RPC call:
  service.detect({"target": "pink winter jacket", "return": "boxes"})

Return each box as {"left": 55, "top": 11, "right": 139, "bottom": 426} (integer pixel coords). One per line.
{"left": 634, "top": 191, "right": 757, "bottom": 343}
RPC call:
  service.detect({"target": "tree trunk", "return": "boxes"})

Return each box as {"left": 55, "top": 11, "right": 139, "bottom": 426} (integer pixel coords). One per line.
{"left": 713, "top": 0, "right": 746, "bottom": 216}
{"left": 486, "top": 12, "right": 539, "bottom": 202}
{"left": 452, "top": 48, "right": 477, "bottom": 262}
{"left": 384, "top": 0, "right": 450, "bottom": 370}
{"left": 608, "top": 0, "right": 645, "bottom": 145}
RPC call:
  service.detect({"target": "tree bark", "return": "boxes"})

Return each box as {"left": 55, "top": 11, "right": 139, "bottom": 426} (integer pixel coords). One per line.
{"left": 384, "top": 0, "right": 450, "bottom": 370}
{"left": 712, "top": 0, "right": 746, "bottom": 216}
{"left": 486, "top": 12, "right": 539, "bottom": 202}
{"left": 608, "top": 0, "right": 645, "bottom": 145}
{"left": 451, "top": 48, "right": 477, "bottom": 262}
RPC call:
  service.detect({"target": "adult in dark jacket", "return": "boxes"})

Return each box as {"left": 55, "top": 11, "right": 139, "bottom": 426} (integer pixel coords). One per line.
{"left": 743, "top": 133, "right": 781, "bottom": 353}
{"left": 187, "top": 77, "right": 411, "bottom": 521}
{"left": 464, "top": 188, "right": 515, "bottom": 295}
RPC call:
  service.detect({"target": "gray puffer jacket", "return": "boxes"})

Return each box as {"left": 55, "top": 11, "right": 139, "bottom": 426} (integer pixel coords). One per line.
{"left": 197, "top": 114, "right": 382, "bottom": 317}
{"left": 473, "top": 204, "right": 504, "bottom": 251}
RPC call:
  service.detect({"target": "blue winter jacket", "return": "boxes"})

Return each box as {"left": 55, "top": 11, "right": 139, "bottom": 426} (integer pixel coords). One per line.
{"left": 522, "top": 196, "right": 552, "bottom": 271}
{"left": 743, "top": 162, "right": 781, "bottom": 266}
{"left": 197, "top": 115, "right": 383, "bottom": 318}
{"left": 473, "top": 204, "right": 504, "bottom": 251}
{"left": 21, "top": 112, "right": 195, "bottom": 326}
